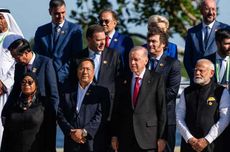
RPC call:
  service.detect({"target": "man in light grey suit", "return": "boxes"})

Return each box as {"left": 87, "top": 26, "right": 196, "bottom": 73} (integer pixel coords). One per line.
{"left": 183, "top": 0, "right": 229, "bottom": 81}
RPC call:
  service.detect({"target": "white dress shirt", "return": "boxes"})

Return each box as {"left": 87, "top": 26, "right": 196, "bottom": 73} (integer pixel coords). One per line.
{"left": 76, "top": 82, "right": 91, "bottom": 112}
{"left": 176, "top": 88, "right": 230, "bottom": 144}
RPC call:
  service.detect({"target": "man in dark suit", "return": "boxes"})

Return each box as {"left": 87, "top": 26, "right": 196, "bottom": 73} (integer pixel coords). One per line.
{"left": 205, "top": 28, "right": 230, "bottom": 89}
{"left": 58, "top": 58, "right": 110, "bottom": 152}
{"left": 99, "top": 9, "right": 134, "bottom": 71}
{"left": 183, "top": 0, "right": 229, "bottom": 81}
{"left": 70, "top": 24, "right": 122, "bottom": 151}
{"left": 111, "top": 46, "right": 167, "bottom": 152}
{"left": 147, "top": 27, "right": 181, "bottom": 152}
{"left": 34, "top": 0, "right": 82, "bottom": 90}
{"left": 4, "top": 38, "right": 59, "bottom": 152}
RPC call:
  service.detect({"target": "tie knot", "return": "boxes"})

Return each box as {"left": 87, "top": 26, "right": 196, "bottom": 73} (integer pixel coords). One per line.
{"left": 135, "top": 77, "right": 141, "bottom": 81}
{"left": 55, "top": 25, "right": 61, "bottom": 32}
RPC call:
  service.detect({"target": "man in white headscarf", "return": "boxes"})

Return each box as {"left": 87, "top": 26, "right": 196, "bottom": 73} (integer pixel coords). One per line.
{"left": 0, "top": 8, "right": 23, "bottom": 146}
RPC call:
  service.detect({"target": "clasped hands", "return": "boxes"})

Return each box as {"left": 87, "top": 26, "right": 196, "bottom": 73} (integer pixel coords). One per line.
{"left": 70, "top": 129, "right": 86, "bottom": 144}
{"left": 188, "top": 137, "right": 209, "bottom": 152}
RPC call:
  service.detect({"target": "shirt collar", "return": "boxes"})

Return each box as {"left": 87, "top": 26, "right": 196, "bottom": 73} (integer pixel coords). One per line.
{"left": 202, "top": 20, "right": 215, "bottom": 29}
{"left": 78, "top": 81, "right": 92, "bottom": 90}
{"left": 52, "top": 20, "right": 65, "bottom": 29}
{"left": 216, "top": 52, "right": 229, "bottom": 61}
{"left": 28, "top": 52, "right": 36, "bottom": 65}
{"left": 133, "top": 68, "right": 146, "bottom": 79}
{"left": 150, "top": 52, "right": 163, "bottom": 61}
{"left": 88, "top": 48, "right": 101, "bottom": 57}
{"left": 107, "top": 29, "right": 116, "bottom": 39}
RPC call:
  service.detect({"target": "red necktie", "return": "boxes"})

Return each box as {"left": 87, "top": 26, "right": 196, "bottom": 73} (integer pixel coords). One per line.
{"left": 133, "top": 77, "right": 141, "bottom": 107}
{"left": 105, "top": 36, "right": 110, "bottom": 48}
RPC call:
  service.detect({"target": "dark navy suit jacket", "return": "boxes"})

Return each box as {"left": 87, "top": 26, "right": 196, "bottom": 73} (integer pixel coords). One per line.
{"left": 151, "top": 54, "right": 181, "bottom": 125}
{"left": 183, "top": 21, "right": 229, "bottom": 80}
{"left": 57, "top": 84, "right": 110, "bottom": 152}
{"left": 108, "top": 31, "right": 133, "bottom": 70}
{"left": 34, "top": 20, "right": 83, "bottom": 85}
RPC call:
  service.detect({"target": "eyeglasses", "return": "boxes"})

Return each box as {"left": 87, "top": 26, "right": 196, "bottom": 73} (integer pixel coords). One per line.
{"left": 21, "top": 80, "right": 34, "bottom": 86}
{"left": 99, "top": 19, "right": 111, "bottom": 25}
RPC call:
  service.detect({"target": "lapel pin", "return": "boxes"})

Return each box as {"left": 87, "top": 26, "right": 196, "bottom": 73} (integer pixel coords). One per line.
{"left": 103, "top": 60, "right": 108, "bottom": 64}
{"left": 159, "top": 63, "right": 164, "bottom": 67}
{"left": 32, "top": 68, "right": 37, "bottom": 73}
{"left": 114, "top": 38, "right": 118, "bottom": 42}
{"left": 123, "top": 80, "right": 127, "bottom": 84}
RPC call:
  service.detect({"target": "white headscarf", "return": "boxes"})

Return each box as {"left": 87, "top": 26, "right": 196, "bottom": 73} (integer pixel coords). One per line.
{"left": 0, "top": 8, "right": 23, "bottom": 36}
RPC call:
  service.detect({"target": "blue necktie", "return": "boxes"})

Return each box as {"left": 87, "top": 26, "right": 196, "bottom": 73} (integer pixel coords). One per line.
{"left": 204, "top": 26, "right": 209, "bottom": 49}
{"left": 92, "top": 52, "right": 100, "bottom": 80}
{"left": 54, "top": 25, "right": 61, "bottom": 44}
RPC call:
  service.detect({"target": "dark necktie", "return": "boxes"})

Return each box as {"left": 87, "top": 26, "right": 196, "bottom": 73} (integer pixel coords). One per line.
{"left": 26, "top": 64, "right": 32, "bottom": 72}
{"left": 204, "top": 26, "right": 209, "bottom": 49}
{"left": 133, "top": 77, "right": 141, "bottom": 107}
{"left": 54, "top": 25, "right": 61, "bottom": 43}
{"left": 105, "top": 36, "right": 110, "bottom": 48}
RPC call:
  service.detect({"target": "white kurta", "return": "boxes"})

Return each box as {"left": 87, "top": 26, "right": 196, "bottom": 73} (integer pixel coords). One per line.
{"left": 0, "top": 31, "right": 16, "bottom": 145}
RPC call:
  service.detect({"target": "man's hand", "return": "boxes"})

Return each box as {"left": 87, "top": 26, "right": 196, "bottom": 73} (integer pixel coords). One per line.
{"left": 111, "top": 136, "right": 119, "bottom": 152}
{"left": 70, "top": 129, "right": 86, "bottom": 144}
{"left": 157, "top": 139, "right": 166, "bottom": 152}
{"left": 194, "top": 138, "right": 209, "bottom": 152}
{"left": 188, "top": 137, "right": 198, "bottom": 151}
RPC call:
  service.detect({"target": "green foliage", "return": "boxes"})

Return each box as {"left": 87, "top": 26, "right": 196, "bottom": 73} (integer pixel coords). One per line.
{"left": 70, "top": 0, "right": 203, "bottom": 40}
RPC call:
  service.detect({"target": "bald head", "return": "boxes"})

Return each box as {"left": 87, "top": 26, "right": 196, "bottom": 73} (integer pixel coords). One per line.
{"left": 200, "top": 0, "right": 217, "bottom": 25}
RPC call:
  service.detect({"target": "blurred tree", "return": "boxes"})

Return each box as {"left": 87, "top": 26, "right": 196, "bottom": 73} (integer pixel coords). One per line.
{"left": 70, "top": 0, "right": 202, "bottom": 41}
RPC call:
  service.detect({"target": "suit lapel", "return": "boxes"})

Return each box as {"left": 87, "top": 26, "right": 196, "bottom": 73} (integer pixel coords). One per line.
{"left": 135, "top": 70, "right": 152, "bottom": 109}
{"left": 155, "top": 55, "right": 167, "bottom": 72}
{"left": 110, "top": 31, "right": 119, "bottom": 48}
{"left": 206, "top": 21, "right": 218, "bottom": 50}
{"left": 31, "top": 54, "right": 42, "bottom": 74}
{"left": 196, "top": 24, "right": 204, "bottom": 53}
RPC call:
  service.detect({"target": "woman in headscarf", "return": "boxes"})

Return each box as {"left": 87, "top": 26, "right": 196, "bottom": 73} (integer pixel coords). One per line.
{"left": 0, "top": 8, "right": 23, "bottom": 146}
{"left": 1, "top": 72, "right": 47, "bottom": 152}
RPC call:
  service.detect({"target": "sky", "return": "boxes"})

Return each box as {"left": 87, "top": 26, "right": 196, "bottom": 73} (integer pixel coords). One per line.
{"left": 1, "top": 0, "right": 230, "bottom": 48}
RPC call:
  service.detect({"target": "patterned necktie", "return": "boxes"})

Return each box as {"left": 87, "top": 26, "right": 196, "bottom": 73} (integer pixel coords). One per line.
{"left": 133, "top": 77, "right": 141, "bottom": 107}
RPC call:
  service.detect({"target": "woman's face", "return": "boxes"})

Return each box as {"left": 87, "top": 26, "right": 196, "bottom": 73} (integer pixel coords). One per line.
{"left": 21, "top": 76, "right": 36, "bottom": 96}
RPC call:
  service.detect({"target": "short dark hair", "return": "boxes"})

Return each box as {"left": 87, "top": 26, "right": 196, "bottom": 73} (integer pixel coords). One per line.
{"left": 49, "top": 0, "right": 65, "bottom": 9}
{"left": 147, "top": 26, "right": 168, "bottom": 48}
{"left": 8, "top": 38, "right": 31, "bottom": 55}
{"left": 86, "top": 24, "right": 104, "bottom": 38}
{"left": 215, "top": 28, "right": 230, "bottom": 43}
{"left": 78, "top": 58, "right": 95, "bottom": 70}
{"left": 98, "top": 9, "right": 118, "bottom": 22}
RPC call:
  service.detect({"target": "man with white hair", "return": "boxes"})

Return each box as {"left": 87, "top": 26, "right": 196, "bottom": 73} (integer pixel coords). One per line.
{"left": 176, "top": 59, "right": 230, "bottom": 152}
{"left": 0, "top": 8, "right": 23, "bottom": 146}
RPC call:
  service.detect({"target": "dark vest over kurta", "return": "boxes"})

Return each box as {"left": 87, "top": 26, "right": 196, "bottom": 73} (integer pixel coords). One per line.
{"left": 181, "top": 81, "right": 225, "bottom": 152}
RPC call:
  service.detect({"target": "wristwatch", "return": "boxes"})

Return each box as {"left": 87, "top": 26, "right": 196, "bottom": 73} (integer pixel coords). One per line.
{"left": 82, "top": 129, "right": 87, "bottom": 137}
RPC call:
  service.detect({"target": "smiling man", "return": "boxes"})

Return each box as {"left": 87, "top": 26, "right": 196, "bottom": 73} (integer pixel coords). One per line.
{"left": 34, "top": 0, "right": 83, "bottom": 91}
{"left": 183, "top": 0, "right": 229, "bottom": 82}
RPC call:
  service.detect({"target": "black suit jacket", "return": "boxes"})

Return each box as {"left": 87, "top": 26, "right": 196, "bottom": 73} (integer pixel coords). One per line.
{"left": 112, "top": 70, "right": 167, "bottom": 150}
{"left": 71, "top": 47, "right": 123, "bottom": 119}
{"left": 57, "top": 84, "right": 110, "bottom": 152}
{"left": 153, "top": 54, "right": 181, "bottom": 125}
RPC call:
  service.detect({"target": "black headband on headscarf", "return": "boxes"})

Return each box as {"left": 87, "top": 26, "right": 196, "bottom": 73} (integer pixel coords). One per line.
{"left": 0, "top": 9, "right": 10, "bottom": 13}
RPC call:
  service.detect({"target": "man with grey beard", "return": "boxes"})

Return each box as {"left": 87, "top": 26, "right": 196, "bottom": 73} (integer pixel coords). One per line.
{"left": 176, "top": 59, "right": 230, "bottom": 152}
